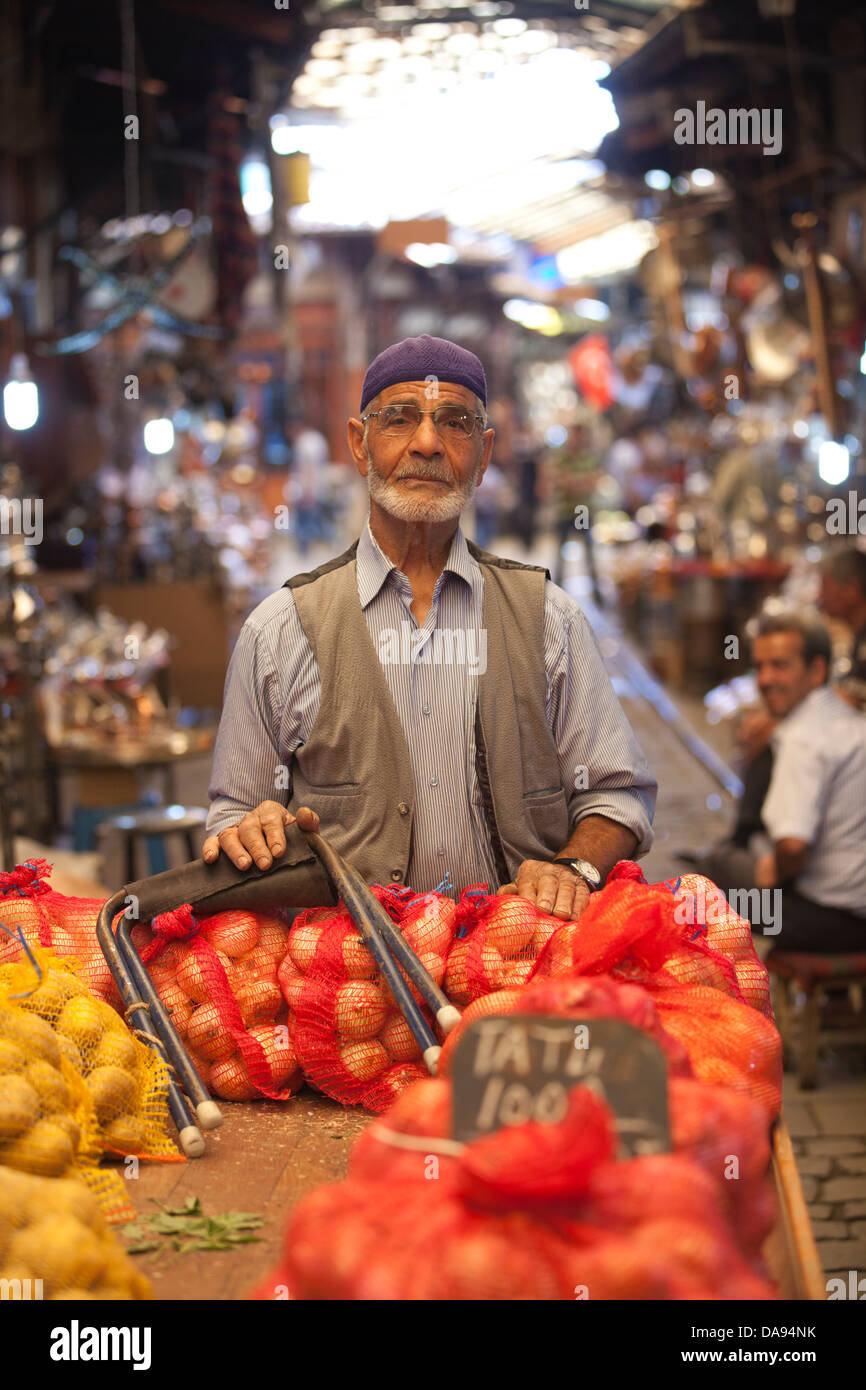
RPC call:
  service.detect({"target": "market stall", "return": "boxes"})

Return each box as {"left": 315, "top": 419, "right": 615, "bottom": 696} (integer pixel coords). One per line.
{"left": 0, "top": 847, "right": 825, "bottom": 1303}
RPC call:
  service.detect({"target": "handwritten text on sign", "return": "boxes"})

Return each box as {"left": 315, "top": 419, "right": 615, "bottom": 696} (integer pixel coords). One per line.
{"left": 451, "top": 1015, "right": 670, "bottom": 1157}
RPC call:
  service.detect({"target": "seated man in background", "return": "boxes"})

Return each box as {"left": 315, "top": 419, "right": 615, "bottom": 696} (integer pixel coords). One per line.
{"left": 684, "top": 614, "right": 866, "bottom": 952}
{"left": 819, "top": 545, "right": 866, "bottom": 711}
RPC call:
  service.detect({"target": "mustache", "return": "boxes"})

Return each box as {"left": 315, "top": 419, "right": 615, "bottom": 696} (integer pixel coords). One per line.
{"left": 392, "top": 464, "right": 455, "bottom": 484}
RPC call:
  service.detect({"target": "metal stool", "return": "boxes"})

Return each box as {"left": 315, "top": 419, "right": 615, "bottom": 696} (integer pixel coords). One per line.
{"left": 101, "top": 805, "right": 209, "bottom": 882}
{"left": 766, "top": 950, "right": 866, "bottom": 1090}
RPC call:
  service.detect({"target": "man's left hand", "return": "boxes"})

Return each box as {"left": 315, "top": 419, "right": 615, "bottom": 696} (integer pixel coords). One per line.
{"left": 498, "top": 859, "right": 591, "bottom": 921}
{"left": 754, "top": 852, "right": 777, "bottom": 889}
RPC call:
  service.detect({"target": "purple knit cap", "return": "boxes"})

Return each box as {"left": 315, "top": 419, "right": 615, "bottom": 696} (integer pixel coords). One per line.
{"left": 360, "top": 334, "right": 487, "bottom": 414}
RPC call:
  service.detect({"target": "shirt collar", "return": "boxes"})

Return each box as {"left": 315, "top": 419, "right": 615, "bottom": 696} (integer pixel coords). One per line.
{"left": 777, "top": 685, "right": 839, "bottom": 732}
{"left": 356, "top": 516, "right": 476, "bottom": 608}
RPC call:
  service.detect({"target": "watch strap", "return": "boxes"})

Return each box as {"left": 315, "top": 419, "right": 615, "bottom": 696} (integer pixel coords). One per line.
{"left": 552, "top": 858, "right": 602, "bottom": 889}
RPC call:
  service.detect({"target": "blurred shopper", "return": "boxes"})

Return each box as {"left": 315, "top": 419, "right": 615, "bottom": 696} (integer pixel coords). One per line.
{"left": 513, "top": 425, "right": 540, "bottom": 551}
{"left": 549, "top": 422, "right": 602, "bottom": 597}
{"left": 682, "top": 614, "right": 866, "bottom": 950}
{"left": 473, "top": 460, "right": 513, "bottom": 550}
{"left": 819, "top": 546, "right": 866, "bottom": 710}
{"left": 286, "top": 418, "right": 330, "bottom": 555}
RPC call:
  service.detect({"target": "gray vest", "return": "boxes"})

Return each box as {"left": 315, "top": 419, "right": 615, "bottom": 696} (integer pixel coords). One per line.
{"left": 271, "top": 539, "right": 570, "bottom": 904}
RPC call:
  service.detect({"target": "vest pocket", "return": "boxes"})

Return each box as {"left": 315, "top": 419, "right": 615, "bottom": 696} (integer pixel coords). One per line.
{"left": 292, "top": 784, "right": 362, "bottom": 836}
{"left": 521, "top": 786, "right": 569, "bottom": 851}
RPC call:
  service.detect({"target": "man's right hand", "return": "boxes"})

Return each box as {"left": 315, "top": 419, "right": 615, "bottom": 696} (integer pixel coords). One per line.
{"left": 202, "top": 803, "right": 320, "bottom": 872}
{"left": 736, "top": 708, "right": 776, "bottom": 763}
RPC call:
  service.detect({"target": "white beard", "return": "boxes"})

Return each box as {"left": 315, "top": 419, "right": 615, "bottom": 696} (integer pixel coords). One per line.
{"left": 365, "top": 448, "right": 483, "bottom": 523}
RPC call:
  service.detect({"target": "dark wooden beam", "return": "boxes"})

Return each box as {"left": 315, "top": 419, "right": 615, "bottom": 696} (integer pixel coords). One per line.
{"left": 153, "top": 0, "right": 298, "bottom": 46}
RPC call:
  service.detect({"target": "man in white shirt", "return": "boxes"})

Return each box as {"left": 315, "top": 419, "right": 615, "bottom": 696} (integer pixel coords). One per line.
{"left": 751, "top": 614, "right": 866, "bottom": 951}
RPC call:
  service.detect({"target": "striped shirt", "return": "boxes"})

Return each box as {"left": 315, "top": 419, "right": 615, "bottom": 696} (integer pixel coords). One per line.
{"left": 762, "top": 685, "right": 866, "bottom": 916}
{"left": 207, "top": 520, "right": 657, "bottom": 895}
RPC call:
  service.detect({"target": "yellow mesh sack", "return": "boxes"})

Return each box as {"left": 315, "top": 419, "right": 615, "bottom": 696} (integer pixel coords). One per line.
{"left": 0, "top": 1165, "right": 152, "bottom": 1300}
{"left": 0, "top": 945, "right": 182, "bottom": 1175}
{"left": 0, "top": 989, "right": 133, "bottom": 1222}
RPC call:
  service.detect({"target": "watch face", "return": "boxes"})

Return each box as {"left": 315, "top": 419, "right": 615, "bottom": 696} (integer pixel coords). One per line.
{"left": 574, "top": 859, "right": 601, "bottom": 887}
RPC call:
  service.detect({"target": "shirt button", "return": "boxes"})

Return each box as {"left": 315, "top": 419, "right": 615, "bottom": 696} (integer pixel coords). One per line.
{"left": 398, "top": 802, "right": 410, "bottom": 816}
{"left": 390, "top": 869, "right": 403, "bottom": 881}
{"left": 422, "top": 705, "right": 431, "bottom": 716}
{"left": 429, "top": 776, "right": 439, "bottom": 788}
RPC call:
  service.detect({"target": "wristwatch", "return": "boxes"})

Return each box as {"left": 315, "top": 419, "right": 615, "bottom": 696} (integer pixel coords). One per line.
{"left": 552, "top": 857, "right": 603, "bottom": 891}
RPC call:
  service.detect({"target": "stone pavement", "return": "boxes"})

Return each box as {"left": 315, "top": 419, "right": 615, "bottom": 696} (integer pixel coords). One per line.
{"left": 784, "top": 1078, "right": 866, "bottom": 1287}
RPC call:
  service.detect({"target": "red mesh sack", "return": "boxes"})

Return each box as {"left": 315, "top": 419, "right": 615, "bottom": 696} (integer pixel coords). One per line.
{"left": 349, "top": 1076, "right": 458, "bottom": 1184}
{"left": 0, "top": 859, "right": 118, "bottom": 1005}
{"left": 645, "top": 982, "right": 782, "bottom": 1119}
{"left": 443, "top": 887, "right": 563, "bottom": 1005}
{"left": 669, "top": 1076, "right": 776, "bottom": 1257}
{"left": 131, "top": 905, "right": 302, "bottom": 1101}
{"left": 667, "top": 872, "right": 772, "bottom": 1017}
{"left": 358, "top": 1067, "right": 772, "bottom": 1267}
{"left": 278, "top": 888, "right": 458, "bottom": 1111}
{"left": 438, "top": 971, "right": 693, "bottom": 1077}
{"left": 276, "top": 1080, "right": 778, "bottom": 1300}
{"left": 535, "top": 863, "right": 772, "bottom": 1018}
{"left": 536, "top": 870, "right": 745, "bottom": 997}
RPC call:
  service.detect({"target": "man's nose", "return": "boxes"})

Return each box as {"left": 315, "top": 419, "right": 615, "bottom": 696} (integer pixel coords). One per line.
{"left": 409, "top": 415, "right": 444, "bottom": 454}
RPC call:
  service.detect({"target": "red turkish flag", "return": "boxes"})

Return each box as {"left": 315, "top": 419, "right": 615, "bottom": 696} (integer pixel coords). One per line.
{"left": 568, "top": 334, "right": 614, "bottom": 411}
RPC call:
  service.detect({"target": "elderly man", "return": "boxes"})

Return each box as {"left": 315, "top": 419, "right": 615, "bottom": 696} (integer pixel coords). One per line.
{"left": 203, "top": 335, "right": 657, "bottom": 920}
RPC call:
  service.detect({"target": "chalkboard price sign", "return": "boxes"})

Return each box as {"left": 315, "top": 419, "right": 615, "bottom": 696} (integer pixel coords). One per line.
{"left": 451, "top": 1015, "right": 670, "bottom": 1157}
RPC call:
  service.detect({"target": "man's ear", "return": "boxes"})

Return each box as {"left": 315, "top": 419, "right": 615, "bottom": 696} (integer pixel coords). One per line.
{"left": 476, "top": 427, "right": 495, "bottom": 486}
{"left": 347, "top": 417, "right": 369, "bottom": 476}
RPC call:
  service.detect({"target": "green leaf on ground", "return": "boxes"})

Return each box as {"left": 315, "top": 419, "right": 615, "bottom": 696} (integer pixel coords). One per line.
{"left": 120, "top": 1198, "right": 265, "bottom": 1261}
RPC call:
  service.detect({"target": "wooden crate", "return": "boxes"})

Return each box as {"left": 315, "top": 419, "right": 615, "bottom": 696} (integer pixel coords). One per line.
{"left": 764, "top": 1116, "right": 826, "bottom": 1300}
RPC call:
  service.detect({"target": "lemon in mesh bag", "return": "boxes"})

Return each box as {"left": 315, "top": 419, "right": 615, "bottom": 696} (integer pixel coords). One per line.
{"left": 0, "top": 946, "right": 181, "bottom": 1166}
{"left": 0, "top": 1165, "right": 151, "bottom": 1300}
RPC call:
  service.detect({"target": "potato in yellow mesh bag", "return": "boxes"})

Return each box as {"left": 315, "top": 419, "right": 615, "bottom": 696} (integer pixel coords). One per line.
{"left": 0, "top": 995, "right": 133, "bottom": 1223}
{"left": 0, "top": 947, "right": 182, "bottom": 1167}
{"left": 0, "top": 1165, "right": 151, "bottom": 1300}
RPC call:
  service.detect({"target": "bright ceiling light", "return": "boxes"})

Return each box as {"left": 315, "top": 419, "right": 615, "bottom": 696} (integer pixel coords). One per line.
{"left": 306, "top": 59, "right": 343, "bottom": 79}
{"left": 503, "top": 298, "right": 561, "bottom": 333}
{"left": 449, "top": 33, "right": 481, "bottom": 55}
{"left": 518, "top": 30, "right": 556, "bottom": 54}
{"left": 818, "top": 440, "right": 850, "bottom": 486}
{"left": 143, "top": 418, "right": 175, "bottom": 455}
{"left": 240, "top": 158, "right": 272, "bottom": 217}
{"left": 492, "top": 18, "right": 527, "bottom": 36}
{"left": 405, "top": 242, "right": 458, "bottom": 266}
{"left": 645, "top": 169, "right": 670, "bottom": 190}
{"left": 3, "top": 354, "right": 38, "bottom": 431}
{"left": 574, "top": 298, "right": 610, "bottom": 320}
{"left": 289, "top": 43, "right": 618, "bottom": 236}
{"left": 557, "top": 220, "right": 658, "bottom": 282}
{"left": 691, "top": 168, "right": 715, "bottom": 187}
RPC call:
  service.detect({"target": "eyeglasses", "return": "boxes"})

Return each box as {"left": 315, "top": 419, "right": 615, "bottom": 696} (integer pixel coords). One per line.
{"left": 361, "top": 403, "right": 485, "bottom": 441}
